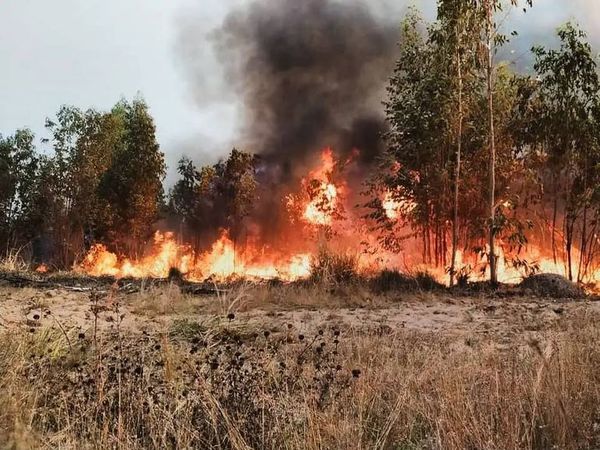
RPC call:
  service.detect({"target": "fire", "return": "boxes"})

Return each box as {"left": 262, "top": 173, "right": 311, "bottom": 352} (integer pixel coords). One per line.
{"left": 382, "top": 192, "right": 400, "bottom": 220}
{"left": 78, "top": 230, "right": 311, "bottom": 282}
{"left": 381, "top": 190, "right": 417, "bottom": 221}
{"left": 35, "top": 264, "right": 48, "bottom": 273}
{"left": 74, "top": 146, "right": 600, "bottom": 289}
{"left": 287, "top": 148, "right": 343, "bottom": 226}
{"left": 303, "top": 182, "right": 338, "bottom": 225}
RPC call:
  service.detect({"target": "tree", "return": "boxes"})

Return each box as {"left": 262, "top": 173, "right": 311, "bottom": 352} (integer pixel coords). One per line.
{"left": 374, "top": 10, "right": 454, "bottom": 265}
{"left": 98, "top": 98, "right": 166, "bottom": 254}
{"left": 527, "top": 23, "right": 600, "bottom": 281}
{"left": 478, "top": 0, "right": 533, "bottom": 284}
{"left": 0, "top": 129, "right": 39, "bottom": 250}
{"left": 44, "top": 105, "right": 124, "bottom": 264}
{"left": 374, "top": 2, "right": 535, "bottom": 282}
{"left": 435, "top": 0, "right": 483, "bottom": 285}
{"left": 169, "top": 149, "right": 257, "bottom": 257}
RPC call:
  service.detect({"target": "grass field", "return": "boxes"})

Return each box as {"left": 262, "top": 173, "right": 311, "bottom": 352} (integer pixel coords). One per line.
{"left": 0, "top": 277, "right": 599, "bottom": 449}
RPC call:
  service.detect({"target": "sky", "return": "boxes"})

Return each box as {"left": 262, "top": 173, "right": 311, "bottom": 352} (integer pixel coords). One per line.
{"left": 1, "top": 0, "right": 599, "bottom": 184}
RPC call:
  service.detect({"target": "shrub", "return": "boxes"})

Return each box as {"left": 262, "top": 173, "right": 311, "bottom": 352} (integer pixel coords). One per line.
{"left": 414, "top": 270, "right": 445, "bottom": 291}
{"left": 310, "top": 247, "right": 358, "bottom": 285}
{"left": 370, "top": 269, "right": 416, "bottom": 293}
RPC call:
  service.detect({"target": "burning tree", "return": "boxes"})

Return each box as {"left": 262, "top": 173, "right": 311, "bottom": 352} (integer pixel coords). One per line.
{"left": 169, "top": 148, "right": 257, "bottom": 256}
{"left": 370, "top": 1, "right": 540, "bottom": 283}
{"left": 520, "top": 23, "right": 600, "bottom": 282}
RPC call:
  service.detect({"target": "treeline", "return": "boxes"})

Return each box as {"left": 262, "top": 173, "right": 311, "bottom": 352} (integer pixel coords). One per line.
{"left": 0, "top": 98, "right": 165, "bottom": 266}
{"left": 367, "top": 1, "right": 600, "bottom": 283}
{"left": 3, "top": 1, "right": 600, "bottom": 285}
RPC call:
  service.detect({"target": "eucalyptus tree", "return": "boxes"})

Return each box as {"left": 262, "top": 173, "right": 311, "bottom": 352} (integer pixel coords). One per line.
{"left": 0, "top": 129, "right": 39, "bottom": 250}
{"left": 98, "top": 98, "right": 166, "bottom": 255}
{"left": 477, "top": 0, "right": 533, "bottom": 284}
{"left": 378, "top": 10, "right": 454, "bottom": 265}
{"left": 529, "top": 23, "right": 600, "bottom": 281}
{"left": 45, "top": 105, "right": 127, "bottom": 262}
{"left": 434, "top": 0, "right": 482, "bottom": 285}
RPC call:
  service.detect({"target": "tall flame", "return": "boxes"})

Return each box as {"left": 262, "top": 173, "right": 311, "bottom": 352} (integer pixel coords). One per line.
{"left": 286, "top": 148, "right": 343, "bottom": 227}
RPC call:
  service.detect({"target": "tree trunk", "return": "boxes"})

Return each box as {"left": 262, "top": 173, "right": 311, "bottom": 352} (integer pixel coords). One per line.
{"left": 450, "top": 37, "right": 464, "bottom": 287}
{"left": 565, "top": 216, "right": 573, "bottom": 281}
{"left": 578, "top": 204, "right": 588, "bottom": 283}
{"left": 552, "top": 177, "right": 558, "bottom": 265}
{"left": 485, "top": 0, "right": 497, "bottom": 285}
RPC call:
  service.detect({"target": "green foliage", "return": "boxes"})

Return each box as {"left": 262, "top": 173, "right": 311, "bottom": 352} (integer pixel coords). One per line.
{"left": 169, "top": 148, "right": 257, "bottom": 249}
{"left": 522, "top": 23, "right": 600, "bottom": 280}
{"left": 369, "top": 1, "right": 539, "bottom": 278}
{"left": 98, "top": 98, "right": 166, "bottom": 251}
{"left": 0, "top": 97, "right": 165, "bottom": 267}
{"left": 0, "top": 129, "right": 39, "bottom": 248}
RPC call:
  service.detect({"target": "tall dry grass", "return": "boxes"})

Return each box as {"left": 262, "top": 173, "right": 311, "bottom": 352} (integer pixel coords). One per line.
{"left": 0, "top": 247, "right": 29, "bottom": 272}
{"left": 0, "top": 292, "right": 599, "bottom": 450}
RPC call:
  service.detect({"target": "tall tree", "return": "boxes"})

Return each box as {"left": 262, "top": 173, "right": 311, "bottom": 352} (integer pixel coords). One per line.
{"left": 45, "top": 105, "right": 124, "bottom": 263}
{"left": 529, "top": 23, "right": 600, "bottom": 281}
{"left": 0, "top": 129, "right": 39, "bottom": 250}
{"left": 98, "top": 98, "right": 166, "bottom": 254}
{"left": 472, "top": 0, "right": 532, "bottom": 284}
{"left": 375, "top": 10, "right": 454, "bottom": 264}
{"left": 435, "top": 0, "right": 482, "bottom": 285}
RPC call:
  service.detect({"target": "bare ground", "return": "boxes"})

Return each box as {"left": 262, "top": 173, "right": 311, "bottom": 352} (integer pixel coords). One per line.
{"left": 0, "top": 282, "right": 594, "bottom": 345}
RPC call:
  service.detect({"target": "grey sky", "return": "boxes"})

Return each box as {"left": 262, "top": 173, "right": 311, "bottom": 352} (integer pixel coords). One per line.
{"left": 1, "top": 0, "right": 599, "bottom": 184}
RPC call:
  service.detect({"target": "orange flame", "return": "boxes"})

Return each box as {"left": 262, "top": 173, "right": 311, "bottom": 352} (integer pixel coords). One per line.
{"left": 76, "top": 146, "right": 600, "bottom": 289}
{"left": 78, "top": 231, "right": 311, "bottom": 282}
{"left": 287, "top": 148, "right": 344, "bottom": 226}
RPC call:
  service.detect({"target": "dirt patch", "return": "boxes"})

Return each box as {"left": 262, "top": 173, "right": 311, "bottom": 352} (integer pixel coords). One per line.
{"left": 0, "top": 284, "right": 596, "bottom": 342}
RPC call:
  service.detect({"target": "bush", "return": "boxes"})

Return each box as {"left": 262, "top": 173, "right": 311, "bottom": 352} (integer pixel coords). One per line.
{"left": 413, "top": 270, "right": 445, "bottom": 291}
{"left": 370, "top": 269, "right": 416, "bottom": 293}
{"left": 310, "top": 247, "right": 358, "bottom": 285}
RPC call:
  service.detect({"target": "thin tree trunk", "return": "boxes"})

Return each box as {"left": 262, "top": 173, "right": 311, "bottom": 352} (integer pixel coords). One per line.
{"left": 450, "top": 38, "right": 464, "bottom": 287}
{"left": 577, "top": 161, "right": 589, "bottom": 283}
{"left": 485, "top": 0, "right": 497, "bottom": 285}
{"left": 552, "top": 177, "right": 558, "bottom": 264}
{"left": 578, "top": 205, "right": 588, "bottom": 283}
{"left": 584, "top": 220, "right": 598, "bottom": 280}
{"left": 566, "top": 217, "right": 573, "bottom": 281}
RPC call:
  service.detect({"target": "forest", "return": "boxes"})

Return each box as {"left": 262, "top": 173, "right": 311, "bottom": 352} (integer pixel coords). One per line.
{"left": 2, "top": 0, "right": 600, "bottom": 286}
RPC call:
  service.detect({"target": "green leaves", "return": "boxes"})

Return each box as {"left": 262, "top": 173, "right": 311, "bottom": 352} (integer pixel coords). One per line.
{"left": 168, "top": 149, "right": 257, "bottom": 249}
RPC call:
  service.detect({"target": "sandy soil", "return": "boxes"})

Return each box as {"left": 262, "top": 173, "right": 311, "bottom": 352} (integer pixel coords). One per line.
{"left": 0, "top": 284, "right": 596, "bottom": 345}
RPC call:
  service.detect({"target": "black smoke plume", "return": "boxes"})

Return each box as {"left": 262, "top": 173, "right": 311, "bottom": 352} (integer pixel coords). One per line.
{"left": 213, "top": 0, "right": 399, "bottom": 177}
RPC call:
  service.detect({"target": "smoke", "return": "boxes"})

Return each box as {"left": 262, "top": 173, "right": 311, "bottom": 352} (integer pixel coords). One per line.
{"left": 176, "top": 0, "right": 600, "bottom": 173}
{"left": 182, "top": 0, "right": 400, "bottom": 178}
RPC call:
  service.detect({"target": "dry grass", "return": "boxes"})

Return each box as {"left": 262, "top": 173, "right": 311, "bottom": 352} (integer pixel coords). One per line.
{"left": 0, "top": 285, "right": 599, "bottom": 449}
{"left": 0, "top": 248, "right": 29, "bottom": 272}
{"left": 310, "top": 247, "right": 360, "bottom": 286}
